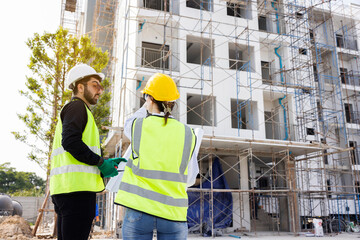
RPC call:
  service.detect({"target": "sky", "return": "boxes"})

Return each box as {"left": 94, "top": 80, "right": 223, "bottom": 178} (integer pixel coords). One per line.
{"left": 0, "top": 0, "right": 358, "bottom": 180}
{"left": 0, "top": 1, "right": 61, "bottom": 179}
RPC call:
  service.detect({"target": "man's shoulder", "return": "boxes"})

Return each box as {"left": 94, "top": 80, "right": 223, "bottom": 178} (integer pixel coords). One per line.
{"left": 61, "top": 98, "right": 87, "bottom": 118}
{"left": 63, "top": 98, "right": 86, "bottom": 110}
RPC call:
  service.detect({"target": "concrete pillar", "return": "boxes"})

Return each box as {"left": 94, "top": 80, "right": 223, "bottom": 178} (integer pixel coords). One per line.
{"left": 286, "top": 159, "right": 300, "bottom": 233}
{"left": 240, "top": 155, "right": 251, "bottom": 231}
{"left": 249, "top": 161, "right": 256, "bottom": 189}
{"left": 276, "top": 158, "right": 290, "bottom": 232}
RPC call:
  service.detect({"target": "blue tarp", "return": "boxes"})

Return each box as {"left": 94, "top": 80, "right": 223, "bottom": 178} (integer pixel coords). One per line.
{"left": 187, "top": 158, "right": 233, "bottom": 235}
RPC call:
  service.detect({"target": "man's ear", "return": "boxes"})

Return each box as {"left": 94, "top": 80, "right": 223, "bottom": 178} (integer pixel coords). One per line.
{"left": 77, "top": 83, "right": 85, "bottom": 93}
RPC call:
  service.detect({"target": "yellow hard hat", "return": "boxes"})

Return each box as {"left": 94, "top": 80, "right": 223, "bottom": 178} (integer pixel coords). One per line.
{"left": 141, "top": 73, "right": 180, "bottom": 101}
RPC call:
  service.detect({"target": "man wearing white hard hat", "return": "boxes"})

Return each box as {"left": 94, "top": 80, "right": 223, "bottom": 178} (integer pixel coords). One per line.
{"left": 49, "top": 64, "right": 122, "bottom": 240}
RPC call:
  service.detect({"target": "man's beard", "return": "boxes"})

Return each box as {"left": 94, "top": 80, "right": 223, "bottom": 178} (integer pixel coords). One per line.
{"left": 84, "top": 85, "right": 99, "bottom": 105}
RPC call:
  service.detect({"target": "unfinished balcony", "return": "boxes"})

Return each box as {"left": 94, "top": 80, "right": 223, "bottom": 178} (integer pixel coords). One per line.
{"left": 261, "top": 61, "right": 271, "bottom": 84}
{"left": 263, "top": 92, "right": 296, "bottom": 141}
{"left": 230, "top": 99, "right": 258, "bottom": 130}
{"left": 313, "top": 52, "right": 338, "bottom": 85}
{"left": 265, "top": 119, "right": 297, "bottom": 141}
{"left": 345, "top": 104, "right": 360, "bottom": 125}
{"left": 309, "top": 11, "right": 334, "bottom": 47}
{"left": 65, "top": 0, "right": 76, "bottom": 12}
{"left": 187, "top": 94, "right": 216, "bottom": 127}
{"left": 138, "top": 42, "right": 179, "bottom": 71}
{"left": 344, "top": 70, "right": 360, "bottom": 87}
{"left": 257, "top": 0, "right": 285, "bottom": 35}
{"left": 187, "top": 35, "right": 214, "bottom": 66}
{"left": 226, "top": 0, "right": 252, "bottom": 20}
{"left": 186, "top": 0, "right": 212, "bottom": 11}
{"left": 228, "top": 43, "right": 254, "bottom": 72}
{"left": 336, "top": 33, "right": 358, "bottom": 51}
{"left": 141, "top": 0, "right": 169, "bottom": 12}
{"left": 261, "top": 62, "right": 291, "bottom": 85}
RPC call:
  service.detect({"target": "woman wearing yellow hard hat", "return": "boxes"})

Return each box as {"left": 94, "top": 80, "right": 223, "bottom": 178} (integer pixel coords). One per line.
{"left": 114, "top": 73, "right": 200, "bottom": 239}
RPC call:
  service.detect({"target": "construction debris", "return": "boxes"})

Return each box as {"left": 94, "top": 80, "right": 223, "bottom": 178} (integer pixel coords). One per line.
{"left": 90, "top": 229, "right": 115, "bottom": 239}
{"left": 0, "top": 216, "right": 32, "bottom": 240}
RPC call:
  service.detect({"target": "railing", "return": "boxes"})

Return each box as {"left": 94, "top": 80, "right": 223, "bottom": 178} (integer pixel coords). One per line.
{"left": 258, "top": 16, "right": 286, "bottom": 35}
{"left": 265, "top": 122, "right": 297, "bottom": 141}
{"left": 345, "top": 39, "right": 358, "bottom": 51}
{"left": 314, "top": 20, "right": 335, "bottom": 47}
{"left": 186, "top": 0, "right": 212, "bottom": 11}
{"left": 140, "top": 47, "right": 170, "bottom": 70}
{"left": 258, "top": 195, "right": 279, "bottom": 215}
{"left": 345, "top": 71, "right": 360, "bottom": 86}
{"left": 143, "top": 0, "right": 169, "bottom": 12}
{"left": 318, "top": 74, "right": 338, "bottom": 85}
{"left": 229, "top": 58, "right": 251, "bottom": 71}
{"left": 262, "top": 67, "right": 292, "bottom": 85}
{"left": 337, "top": 35, "right": 358, "bottom": 51}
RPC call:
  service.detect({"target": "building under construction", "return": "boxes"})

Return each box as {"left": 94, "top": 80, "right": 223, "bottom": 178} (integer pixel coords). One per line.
{"left": 60, "top": 0, "right": 360, "bottom": 236}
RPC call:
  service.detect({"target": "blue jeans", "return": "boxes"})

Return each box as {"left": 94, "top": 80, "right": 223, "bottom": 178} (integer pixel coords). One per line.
{"left": 122, "top": 208, "right": 188, "bottom": 240}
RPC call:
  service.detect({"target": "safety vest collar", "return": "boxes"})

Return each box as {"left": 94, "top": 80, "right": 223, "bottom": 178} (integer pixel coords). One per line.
{"left": 119, "top": 182, "right": 188, "bottom": 208}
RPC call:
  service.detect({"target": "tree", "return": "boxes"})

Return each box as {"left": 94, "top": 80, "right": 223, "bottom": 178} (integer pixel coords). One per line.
{"left": 0, "top": 162, "right": 45, "bottom": 196}
{"left": 12, "top": 27, "right": 111, "bottom": 181}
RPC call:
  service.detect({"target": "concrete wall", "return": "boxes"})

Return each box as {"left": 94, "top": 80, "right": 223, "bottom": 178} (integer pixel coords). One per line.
{"left": 12, "top": 196, "right": 54, "bottom": 224}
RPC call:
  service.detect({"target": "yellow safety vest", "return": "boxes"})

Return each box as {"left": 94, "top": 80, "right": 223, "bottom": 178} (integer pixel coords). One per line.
{"left": 50, "top": 103, "right": 104, "bottom": 195}
{"left": 115, "top": 116, "right": 196, "bottom": 221}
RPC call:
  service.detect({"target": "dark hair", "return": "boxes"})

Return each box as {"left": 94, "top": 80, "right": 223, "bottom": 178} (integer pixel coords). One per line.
{"left": 73, "top": 75, "right": 101, "bottom": 95}
{"left": 149, "top": 96, "right": 176, "bottom": 125}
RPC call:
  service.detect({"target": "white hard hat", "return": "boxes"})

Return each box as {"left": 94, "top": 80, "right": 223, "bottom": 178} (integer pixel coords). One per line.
{"left": 66, "top": 64, "right": 105, "bottom": 90}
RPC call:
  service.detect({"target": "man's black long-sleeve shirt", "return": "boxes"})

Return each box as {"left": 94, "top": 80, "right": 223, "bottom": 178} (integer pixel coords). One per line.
{"left": 61, "top": 97, "right": 101, "bottom": 166}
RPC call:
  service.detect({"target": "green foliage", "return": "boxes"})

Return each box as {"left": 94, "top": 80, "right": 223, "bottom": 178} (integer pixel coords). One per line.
{"left": 12, "top": 27, "right": 110, "bottom": 173}
{"left": 11, "top": 189, "right": 44, "bottom": 197}
{"left": 0, "top": 162, "right": 45, "bottom": 196}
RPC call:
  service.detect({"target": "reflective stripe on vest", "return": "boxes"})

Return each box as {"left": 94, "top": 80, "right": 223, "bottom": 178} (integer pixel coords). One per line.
{"left": 50, "top": 145, "right": 101, "bottom": 177}
{"left": 126, "top": 158, "right": 187, "bottom": 183}
{"left": 119, "top": 182, "right": 188, "bottom": 207}
{"left": 50, "top": 103, "right": 104, "bottom": 195}
{"left": 50, "top": 164, "right": 100, "bottom": 177}
{"left": 51, "top": 146, "right": 101, "bottom": 160}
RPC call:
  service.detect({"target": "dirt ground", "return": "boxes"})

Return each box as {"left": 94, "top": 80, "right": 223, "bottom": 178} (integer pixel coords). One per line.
{"left": 88, "top": 231, "right": 360, "bottom": 239}
{"left": 36, "top": 233, "right": 360, "bottom": 240}
{"left": 0, "top": 216, "right": 32, "bottom": 240}
{"left": 1, "top": 216, "right": 359, "bottom": 240}
{"left": 94, "top": 232, "right": 360, "bottom": 239}
{"left": 87, "top": 232, "right": 360, "bottom": 239}
{"left": 187, "top": 232, "right": 360, "bottom": 239}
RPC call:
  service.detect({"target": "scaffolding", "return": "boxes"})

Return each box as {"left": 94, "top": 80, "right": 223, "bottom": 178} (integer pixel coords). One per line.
{"left": 90, "top": 0, "right": 119, "bottom": 78}
{"left": 86, "top": 0, "right": 121, "bottom": 232}
{"left": 60, "top": 0, "right": 84, "bottom": 36}
{"left": 59, "top": 0, "right": 360, "bottom": 237}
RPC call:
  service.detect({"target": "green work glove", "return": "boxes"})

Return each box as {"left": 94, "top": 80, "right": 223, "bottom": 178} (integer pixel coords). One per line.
{"left": 107, "top": 157, "right": 128, "bottom": 165}
{"left": 98, "top": 159, "right": 119, "bottom": 178}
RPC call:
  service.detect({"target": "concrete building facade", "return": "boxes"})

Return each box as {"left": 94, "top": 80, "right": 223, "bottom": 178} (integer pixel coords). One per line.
{"left": 60, "top": 0, "right": 360, "bottom": 235}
